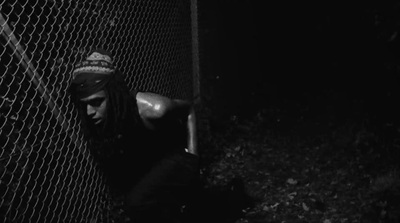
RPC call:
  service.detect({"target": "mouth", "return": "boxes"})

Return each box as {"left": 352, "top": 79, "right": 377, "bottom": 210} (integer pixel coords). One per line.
{"left": 93, "top": 118, "right": 102, "bottom": 125}
{"left": 88, "top": 117, "right": 102, "bottom": 125}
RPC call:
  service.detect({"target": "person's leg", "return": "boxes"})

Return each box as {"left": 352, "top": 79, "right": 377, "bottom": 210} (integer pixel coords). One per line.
{"left": 125, "top": 152, "right": 199, "bottom": 223}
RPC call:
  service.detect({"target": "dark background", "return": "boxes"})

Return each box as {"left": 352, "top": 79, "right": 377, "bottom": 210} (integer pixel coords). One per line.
{"left": 198, "top": 1, "right": 400, "bottom": 130}
{"left": 192, "top": 3, "right": 400, "bottom": 221}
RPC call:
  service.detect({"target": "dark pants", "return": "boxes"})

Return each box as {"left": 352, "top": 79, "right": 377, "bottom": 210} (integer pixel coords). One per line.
{"left": 125, "top": 152, "right": 199, "bottom": 223}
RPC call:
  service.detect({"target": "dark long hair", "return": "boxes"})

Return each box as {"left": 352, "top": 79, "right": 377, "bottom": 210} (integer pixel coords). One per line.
{"left": 70, "top": 70, "right": 141, "bottom": 143}
{"left": 70, "top": 71, "right": 145, "bottom": 188}
{"left": 102, "top": 70, "right": 141, "bottom": 138}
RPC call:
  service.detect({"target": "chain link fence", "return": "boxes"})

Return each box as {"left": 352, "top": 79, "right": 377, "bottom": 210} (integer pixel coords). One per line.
{"left": 0, "top": 0, "right": 199, "bottom": 222}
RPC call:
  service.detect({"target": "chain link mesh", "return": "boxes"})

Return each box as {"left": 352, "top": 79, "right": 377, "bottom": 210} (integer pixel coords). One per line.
{"left": 0, "top": 0, "right": 197, "bottom": 222}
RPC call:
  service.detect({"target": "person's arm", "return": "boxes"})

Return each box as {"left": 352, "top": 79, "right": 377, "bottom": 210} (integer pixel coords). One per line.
{"left": 186, "top": 106, "right": 198, "bottom": 155}
{"left": 136, "top": 92, "right": 198, "bottom": 155}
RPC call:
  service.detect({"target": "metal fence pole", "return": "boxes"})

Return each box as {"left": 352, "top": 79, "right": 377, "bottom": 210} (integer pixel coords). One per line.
{"left": 191, "top": 0, "right": 200, "bottom": 104}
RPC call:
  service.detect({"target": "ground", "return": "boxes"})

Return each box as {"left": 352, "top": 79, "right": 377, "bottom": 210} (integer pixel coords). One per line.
{"left": 197, "top": 106, "right": 400, "bottom": 223}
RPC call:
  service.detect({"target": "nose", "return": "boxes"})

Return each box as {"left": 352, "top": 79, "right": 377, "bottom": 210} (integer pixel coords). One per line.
{"left": 86, "top": 104, "right": 96, "bottom": 116}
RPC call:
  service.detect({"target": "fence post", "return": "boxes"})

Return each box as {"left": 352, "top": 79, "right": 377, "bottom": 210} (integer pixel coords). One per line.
{"left": 191, "top": 0, "right": 200, "bottom": 104}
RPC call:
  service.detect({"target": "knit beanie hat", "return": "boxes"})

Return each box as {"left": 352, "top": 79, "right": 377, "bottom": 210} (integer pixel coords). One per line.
{"left": 71, "top": 48, "right": 115, "bottom": 99}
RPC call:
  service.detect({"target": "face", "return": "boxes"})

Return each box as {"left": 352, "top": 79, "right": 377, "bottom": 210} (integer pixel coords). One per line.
{"left": 79, "top": 90, "right": 107, "bottom": 125}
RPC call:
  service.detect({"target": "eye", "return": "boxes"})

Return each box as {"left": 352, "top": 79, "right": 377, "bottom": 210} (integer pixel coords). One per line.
{"left": 81, "top": 97, "right": 105, "bottom": 107}
{"left": 88, "top": 97, "right": 105, "bottom": 107}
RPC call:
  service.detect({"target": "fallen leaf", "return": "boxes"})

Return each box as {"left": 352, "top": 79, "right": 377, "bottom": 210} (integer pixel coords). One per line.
{"left": 302, "top": 202, "right": 310, "bottom": 211}
{"left": 287, "top": 178, "right": 298, "bottom": 185}
{"left": 287, "top": 192, "right": 297, "bottom": 200}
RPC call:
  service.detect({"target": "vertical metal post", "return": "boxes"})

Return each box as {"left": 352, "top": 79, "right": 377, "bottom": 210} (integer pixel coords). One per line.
{"left": 191, "top": 0, "right": 200, "bottom": 104}
{"left": 190, "top": 0, "right": 200, "bottom": 155}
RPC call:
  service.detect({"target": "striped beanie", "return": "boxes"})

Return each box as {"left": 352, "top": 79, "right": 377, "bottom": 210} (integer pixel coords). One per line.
{"left": 71, "top": 48, "right": 116, "bottom": 98}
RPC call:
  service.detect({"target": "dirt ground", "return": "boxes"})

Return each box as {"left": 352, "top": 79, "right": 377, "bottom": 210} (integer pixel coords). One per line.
{"left": 197, "top": 107, "right": 400, "bottom": 223}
